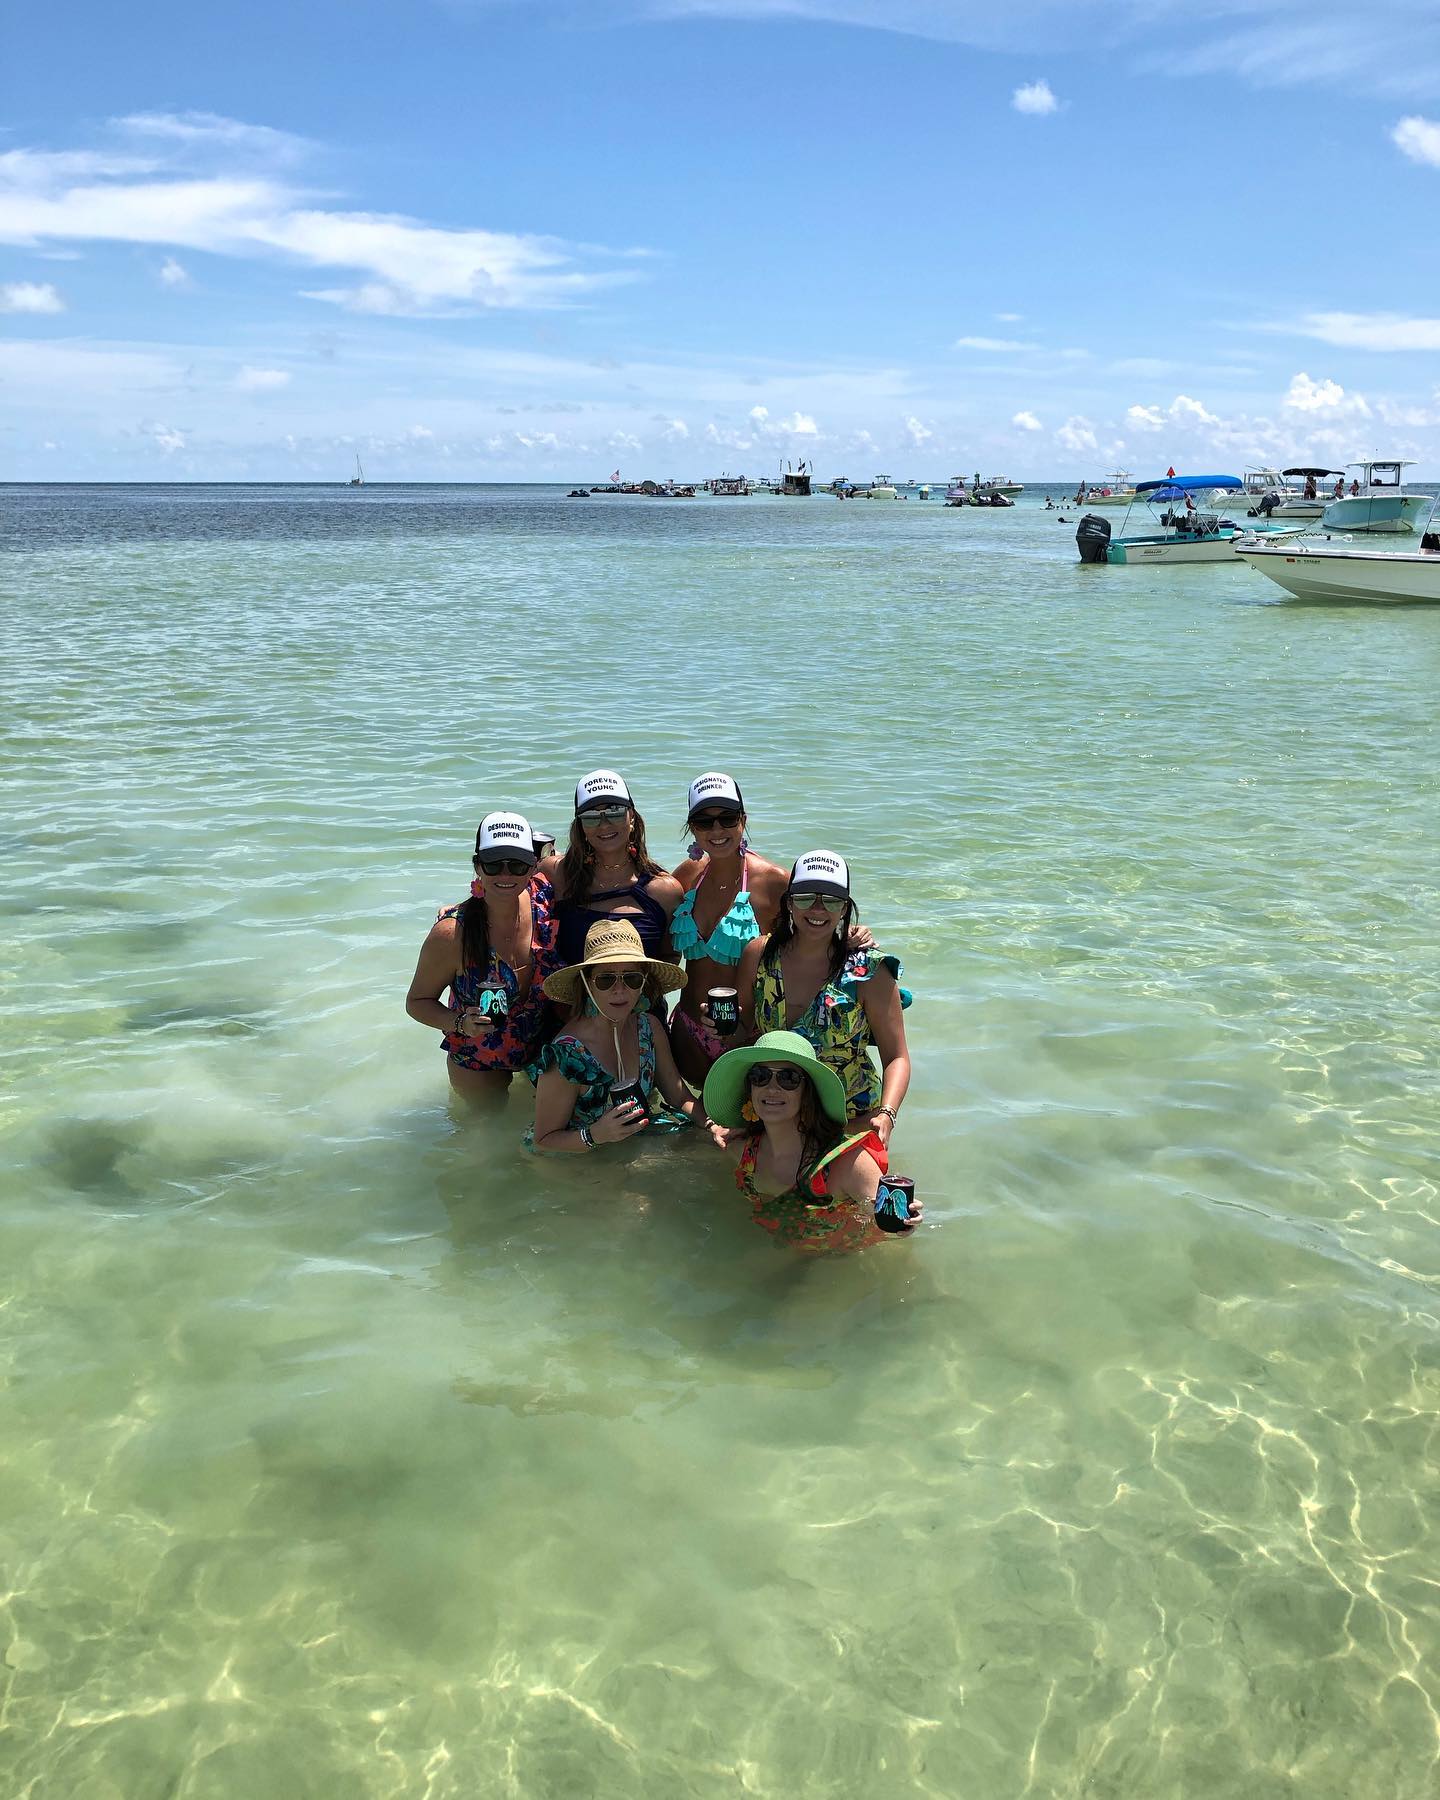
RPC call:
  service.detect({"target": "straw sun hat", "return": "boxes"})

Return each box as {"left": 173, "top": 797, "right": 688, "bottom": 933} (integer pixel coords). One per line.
{"left": 542, "top": 919, "right": 686, "bottom": 1007}
{"left": 702, "top": 1029, "right": 848, "bottom": 1128}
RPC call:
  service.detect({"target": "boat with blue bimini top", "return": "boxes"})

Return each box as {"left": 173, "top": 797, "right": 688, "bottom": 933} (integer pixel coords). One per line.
{"left": 1076, "top": 474, "right": 1246, "bottom": 564}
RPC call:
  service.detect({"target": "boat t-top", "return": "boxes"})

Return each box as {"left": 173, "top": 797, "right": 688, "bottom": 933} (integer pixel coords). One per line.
{"left": 1076, "top": 474, "right": 1246, "bottom": 564}
{"left": 944, "top": 476, "right": 969, "bottom": 506}
{"left": 1321, "top": 459, "right": 1428, "bottom": 534}
{"left": 972, "top": 472, "right": 1024, "bottom": 499}
{"left": 864, "top": 474, "right": 900, "bottom": 500}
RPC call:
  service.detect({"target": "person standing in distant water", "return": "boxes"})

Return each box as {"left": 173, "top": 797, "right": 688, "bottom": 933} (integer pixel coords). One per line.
{"left": 668, "top": 773, "right": 789, "bottom": 1084}
{"left": 540, "top": 770, "right": 683, "bottom": 967}
{"left": 737, "top": 851, "right": 911, "bottom": 1149}
{"left": 405, "top": 811, "right": 560, "bottom": 1100}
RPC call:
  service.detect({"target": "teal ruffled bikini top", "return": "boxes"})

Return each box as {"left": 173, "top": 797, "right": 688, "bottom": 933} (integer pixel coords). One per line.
{"left": 670, "top": 853, "right": 759, "bottom": 967}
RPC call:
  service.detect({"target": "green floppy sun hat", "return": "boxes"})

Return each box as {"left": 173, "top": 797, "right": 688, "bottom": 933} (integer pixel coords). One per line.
{"left": 703, "top": 1029, "right": 848, "bottom": 1128}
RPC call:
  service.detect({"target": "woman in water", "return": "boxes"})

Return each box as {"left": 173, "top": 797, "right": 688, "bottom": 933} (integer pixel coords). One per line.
{"left": 736, "top": 851, "right": 911, "bottom": 1150}
{"left": 530, "top": 919, "right": 699, "bottom": 1151}
{"left": 668, "top": 773, "right": 789, "bottom": 1084}
{"left": 541, "top": 770, "right": 684, "bottom": 968}
{"left": 405, "top": 811, "right": 561, "bottom": 1100}
{"left": 703, "top": 1030, "right": 921, "bottom": 1251}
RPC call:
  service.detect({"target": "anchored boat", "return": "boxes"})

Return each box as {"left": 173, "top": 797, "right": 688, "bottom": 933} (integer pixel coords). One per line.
{"left": 1237, "top": 533, "right": 1440, "bottom": 604}
{"left": 1076, "top": 474, "right": 1247, "bottom": 564}
{"left": 1321, "top": 460, "right": 1428, "bottom": 534}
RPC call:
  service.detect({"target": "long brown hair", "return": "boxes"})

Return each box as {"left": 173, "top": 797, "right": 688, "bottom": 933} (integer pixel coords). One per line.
{"left": 558, "top": 807, "right": 663, "bottom": 904}
{"left": 752, "top": 1069, "right": 844, "bottom": 1180}
{"left": 457, "top": 866, "right": 491, "bottom": 976}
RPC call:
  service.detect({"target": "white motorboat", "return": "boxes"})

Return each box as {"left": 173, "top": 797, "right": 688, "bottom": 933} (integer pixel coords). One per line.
{"left": 1078, "top": 470, "right": 1137, "bottom": 508}
{"left": 1321, "top": 460, "right": 1428, "bottom": 534}
{"left": 972, "top": 472, "right": 1024, "bottom": 498}
{"left": 1227, "top": 467, "right": 1284, "bottom": 513}
{"left": 944, "top": 477, "right": 969, "bottom": 506}
{"left": 1267, "top": 465, "right": 1342, "bottom": 519}
{"left": 1237, "top": 536, "right": 1440, "bottom": 603}
{"left": 863, "top": 475, "right": 900, "bottom": 500}
{"left": 1077, "top": 474, "right": 1247, "bottom": 564}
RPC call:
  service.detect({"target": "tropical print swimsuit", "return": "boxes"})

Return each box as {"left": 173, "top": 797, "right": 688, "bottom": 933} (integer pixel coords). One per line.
{"left": 735, "top": 1128, "right": 888, "bottom": 1253}
{"left": 670, "top": 852, "right": 760, "bottom": 1064}
{"left": 752, "top": 948, "right": 912, "bottom": 1114}
{"left": 525, "top": 1013, "right": 690, "bottom": 1139}
{"left": 440, "top": 874, "right": 562, "bottom": 1073}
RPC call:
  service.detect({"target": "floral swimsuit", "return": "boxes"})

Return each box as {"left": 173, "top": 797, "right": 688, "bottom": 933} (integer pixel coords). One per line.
{"left": 752, "top": 948, "right": 912, "bottom": 1114}
{"left": 525, "top": 1014, "right": 689, "bottom": 1137}
{"left": 440, "top": 875, "right": 561, "bottom": 1073}
{"left": 735, "top": 1129, "right": 889, "bottom": 1253}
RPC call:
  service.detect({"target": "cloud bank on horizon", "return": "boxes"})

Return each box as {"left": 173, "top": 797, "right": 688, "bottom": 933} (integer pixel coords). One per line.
{"left": 6, "top": 1, "right": 1440, "bottom": 479}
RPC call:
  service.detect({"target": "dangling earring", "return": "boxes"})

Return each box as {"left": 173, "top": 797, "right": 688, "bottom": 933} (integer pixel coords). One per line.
{"left": 738, "top": 833, "right": 750, "bottom": 853}
{"left": 627, "top": 841, "right": 638, "bottom": 860}
{"left": 687, "top": 839, "right": 702, "bottom": 861}
{"left": 470, "top": 877, "right": 485, "bottom": 899}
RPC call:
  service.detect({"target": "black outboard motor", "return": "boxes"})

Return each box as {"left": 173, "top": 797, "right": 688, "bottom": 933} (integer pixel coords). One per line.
{"left": 1076, "top": 514, "right": 1111, "bottom": 564}
{"left": 1257, "top": 492, "right": 1280, "bottom": 517}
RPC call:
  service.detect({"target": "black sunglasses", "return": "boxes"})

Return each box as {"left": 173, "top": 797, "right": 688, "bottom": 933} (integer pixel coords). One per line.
{"left": 789, "top": 890, "right": 846, "bottom": 913}
{"left": 590, "top": 970, "right": 645, "bottom": 991}
{"left": 580, "top": 804, "right": 630, "bottom": 824}
{"left": 690, "top": 810, "right": 742, "bottom": 830}
{"left": 477, "top": 857, "right": 534, "bottom": 877}
{"left": 747, "top": 1064, "right": 805, "bottom": 1090}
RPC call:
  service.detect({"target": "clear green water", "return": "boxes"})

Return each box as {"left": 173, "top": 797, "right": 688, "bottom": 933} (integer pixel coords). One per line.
{"left": 2, "top": 485, "right": 1438, "bottom": 1798}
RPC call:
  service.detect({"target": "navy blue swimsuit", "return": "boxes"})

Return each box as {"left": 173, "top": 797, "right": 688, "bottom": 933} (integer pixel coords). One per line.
{"left": 555, "top": 878, "right": 673, "bottom": 965}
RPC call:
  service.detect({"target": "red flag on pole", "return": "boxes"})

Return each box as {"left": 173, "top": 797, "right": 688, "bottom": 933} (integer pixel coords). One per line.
{"left": 1166, "top": 465, "right": 1176, "bottom": 478}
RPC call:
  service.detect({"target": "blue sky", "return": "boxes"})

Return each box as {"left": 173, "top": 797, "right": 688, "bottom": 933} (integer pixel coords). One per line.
{"left": 6, "top": 0, "right": 1440, "bottom": 479}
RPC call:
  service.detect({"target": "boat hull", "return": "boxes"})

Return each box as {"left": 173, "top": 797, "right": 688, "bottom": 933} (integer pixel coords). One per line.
{"left": 1106, "top": 531, "right": 1241, "bottom": 564}
{"left": 1079, "top": 492, "right": 1135, "bottom": 507}
{"left": 1269, "top": 498, "right": 1324, "bottom": 518}
{"left": 1236, "top": 543, "right": 1440, "bottom": 604}
{"left": 1320, "top": 494, "right": 1429, "bottom": 534}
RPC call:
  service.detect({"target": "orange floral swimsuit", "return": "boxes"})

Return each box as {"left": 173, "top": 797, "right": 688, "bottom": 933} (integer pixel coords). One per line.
{"left": 735, "top": 1128, "right": 889, "bottom": 1253}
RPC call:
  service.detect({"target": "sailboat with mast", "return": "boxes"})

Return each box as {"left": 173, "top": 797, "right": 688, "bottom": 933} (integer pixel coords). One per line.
{"left": 350, "top": 456, "right": 365, "bottom": 487}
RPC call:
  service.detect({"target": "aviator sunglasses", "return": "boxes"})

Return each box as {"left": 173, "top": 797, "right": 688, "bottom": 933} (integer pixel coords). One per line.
{"left": 789, "top": 890, "right": 846, "bottom": 913}
{"left": 746, "top": 1064, "right": 806, "bottom": 1091}
{"left": 580, "top": 804, "right": 631, "bottom": 824}
{"left": 589, "top": 970, "right": 646, "bottom": 991}
{"left": 690, "top": 809, "right": 742, "bottom": 830}
{"left": 477, "top": 857, "right": 534, "bottom": 877}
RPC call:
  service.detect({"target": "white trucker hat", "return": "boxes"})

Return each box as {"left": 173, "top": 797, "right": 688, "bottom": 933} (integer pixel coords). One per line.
{"left": 789, "top": 849, "right": 850, "bottom": 898}
{"left": 574, "top": 769, "right": 633, "bottom": 814}
{"left": 475, "top": 811, "right": 537, "bottom": 864}
{"left": 686, "top": 772, "right": 744, "bottom": 818}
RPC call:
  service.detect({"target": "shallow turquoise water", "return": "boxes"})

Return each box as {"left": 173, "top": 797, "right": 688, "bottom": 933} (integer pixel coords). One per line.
{"left": 2, "top": 485, "right": 1438, "bottom": 1797}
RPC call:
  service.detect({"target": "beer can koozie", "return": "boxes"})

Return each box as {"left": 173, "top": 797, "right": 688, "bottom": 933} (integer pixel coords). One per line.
{"left": 609, "top": 1078, "right": 648, "bottom": 1116}
{"left": 707, "top": 988, "right": 740, "bottom": 1037}
{"left": 874, "top": 1176, "right": 914, "bottom": 1233}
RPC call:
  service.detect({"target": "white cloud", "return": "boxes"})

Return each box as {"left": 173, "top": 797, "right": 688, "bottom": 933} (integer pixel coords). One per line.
{"left": 1012, "top": 79, "right": 1059, "bottom": 115}
{"left": 144, "top": 421, "right": 187, "bottom": 453}
{"left": 1284, "top": 371, "right": 1370, "bottom": 416}
{"left": 749, "top": 405, "right": 769, "bottom": 423}
{"left": 1127, "top": 404, "right": 1165, "bottom": 430}
{"left": 904, "top": 415, "right": 932, "bottom": 447}
{"left": 0, "top": 126, "right": 640, "bottom": 317}
{"left": 235, "top": 366, "right": 290, "bottom": 392}
{"left": 954, "top": 335, "right": 1028, "bottom": 352}
{"left": 608, "top": 430, "right": 641, "bottom": 453}
{"left": 995, "top": 312, "right": 1023, "bottom": 323}
{"left": 1392, "top": 115, "right": 1440, "bottom": 168}
{"left": 1293, "top": 311, "right": 1440, "bottom": 352}
{"left": 0, "top": 280, "right": 64, "bottom": 313}
{"left": 115, "top": 111, "right": 312, "bottom": 164}
{"left": 1170, "top": 394, "right": 1219, "bottom": 426}
{"left": 662, "top": 417, "right": 689, "bottom": 439}
{"left": 1055, "top": 415, "right": 1098, "bottom": 454}
{"left": 158, "top": 256, "right": 190, "bottom": 287}
{"left": 778, "top": 410, "right": 818, "bottom": 435}
{"left": 1012, "top": 410, "right": 1042, "bottom": 431}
